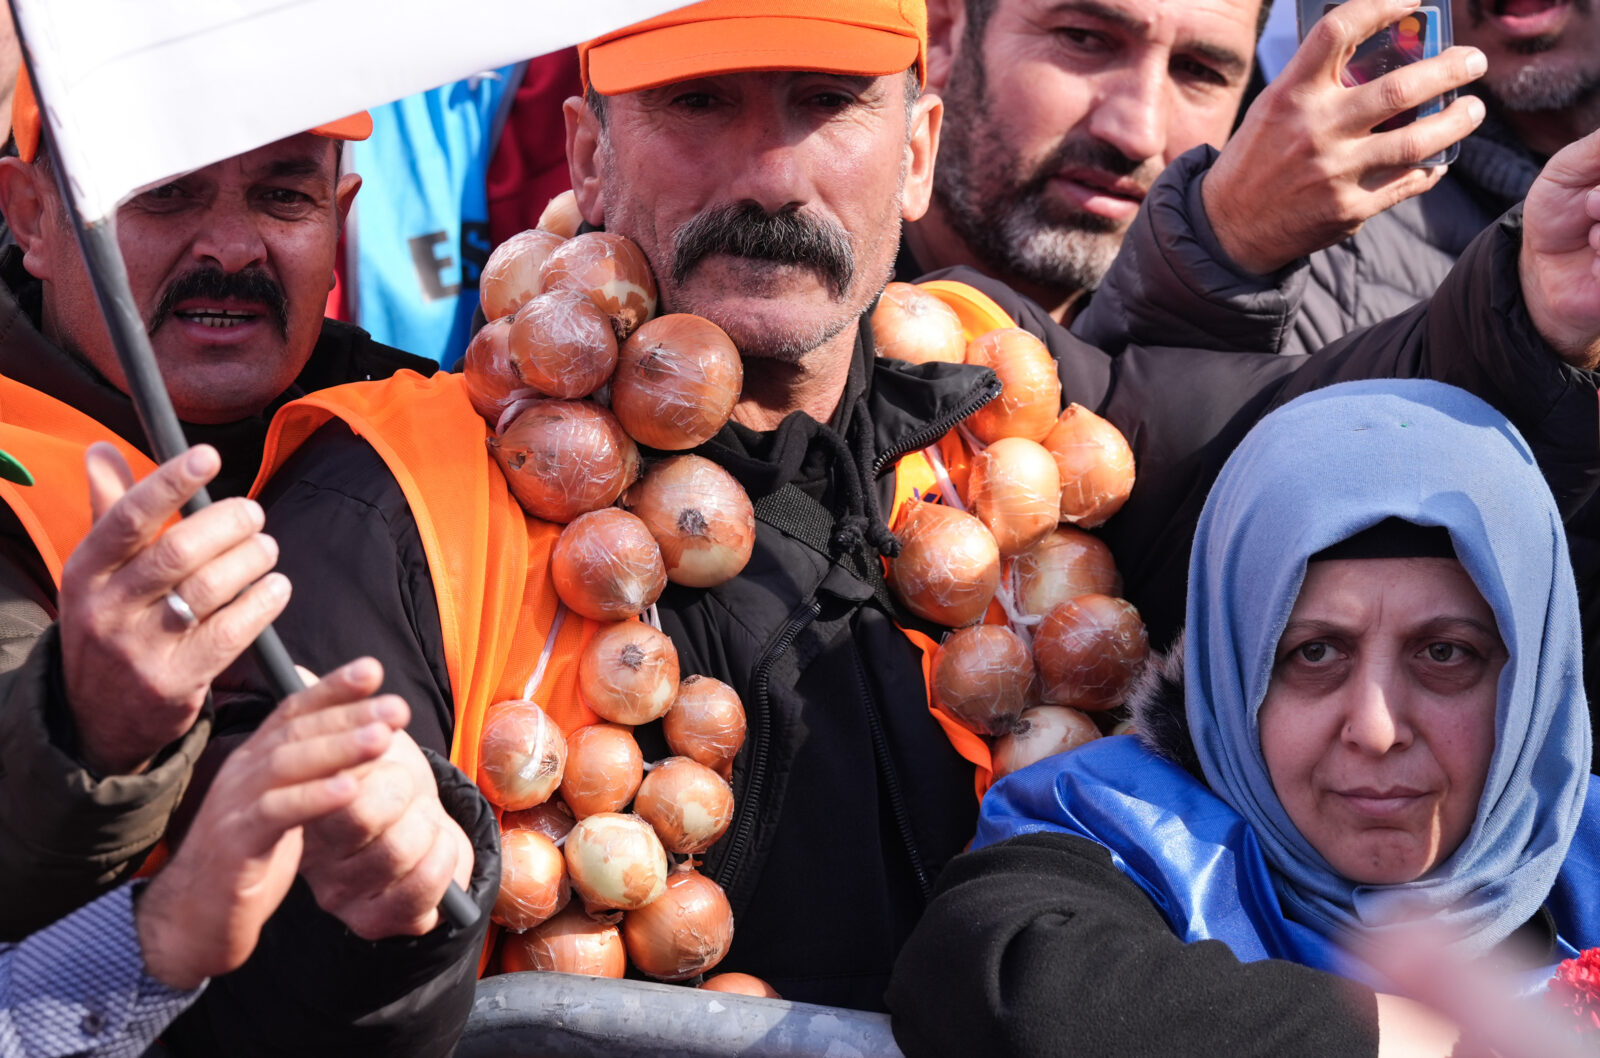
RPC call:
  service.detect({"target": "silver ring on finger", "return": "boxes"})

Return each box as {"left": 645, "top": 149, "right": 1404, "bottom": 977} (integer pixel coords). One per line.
{"left": 164, "top": 590, "right": 199, "bottom": 629}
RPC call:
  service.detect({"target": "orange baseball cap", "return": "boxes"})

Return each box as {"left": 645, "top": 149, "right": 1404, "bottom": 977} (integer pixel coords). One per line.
{"left": 580, "top": 0, "right": 927, "bottom": 96}
{"left": 10, "top": 67, "right": 373, "bottom": 164}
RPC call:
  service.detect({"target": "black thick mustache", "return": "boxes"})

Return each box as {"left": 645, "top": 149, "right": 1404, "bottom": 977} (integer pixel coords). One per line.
{"left": 672, "top": 203, "right": 855, "bottom": 296}
{"left": 1466, "top": 0, "right": 1589, "bottom": 24}
{"left": 149, "top": 265, "right": 289, "bottom": 337}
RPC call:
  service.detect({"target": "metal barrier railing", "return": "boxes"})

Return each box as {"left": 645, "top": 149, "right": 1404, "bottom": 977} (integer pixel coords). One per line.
{"left": 458, "top": 972, "right": 906, "bottom": 1057}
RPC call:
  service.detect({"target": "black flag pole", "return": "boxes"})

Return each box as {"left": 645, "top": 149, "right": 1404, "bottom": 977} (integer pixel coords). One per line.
{"left": 12, "top": 23, "right": 477, "bottom": 931}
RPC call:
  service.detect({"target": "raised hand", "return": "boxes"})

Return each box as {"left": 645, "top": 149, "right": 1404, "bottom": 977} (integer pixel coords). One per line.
{"left": 57, "top": 442, "right": 288, "bottom": 776}
{"left": 1203, "top": 0, "right": 1487, "bottom": 276}
{"left": 135, "top": 659, "right": 408, "bottom": 990}
{"left": 1520, "top": 126, "right": 1600, "bottom": 369}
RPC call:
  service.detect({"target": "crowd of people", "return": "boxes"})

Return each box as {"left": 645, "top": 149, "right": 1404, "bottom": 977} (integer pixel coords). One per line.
{"left": 0, "top": 0, "right": 1597, "bottom": 1054}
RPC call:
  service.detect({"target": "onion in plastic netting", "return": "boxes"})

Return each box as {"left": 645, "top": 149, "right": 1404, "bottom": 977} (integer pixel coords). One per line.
{"left": 539, "top": 232, "right": 658, "bottom": 342}
{"left": 701, "top": 973, "right": 781, "bottom": 998}
{"left": 1007, "top": 527, "right": 1122, "bottom": 619}
{"left": 537, "top": 190, "right": 584, "bottom": 239}
{"left": 499, "top": 902, "right": 626, "bottom": 977}
{"left": 564, "top": 812, "right": 669, "bottom": 911}
{"left": 610, "top": 314, "right": 743, "bottom": 451}
{"left": 506, "top": 290, "right": 619, "bottom": 401}
{"left": 871, "top": 282, "right": 966, "bottom": 365}
{"left": 890, "top": 499, "right": 1000, "bottom": 627}
{"left": 990, "top": 705, "right": 1102, "bottom": 780}
{"left": 622, "top": 455, "right": 755, "bottom": 588}
{"left": 932, "top": 624, "right": 1035, "bottom": 736}
{"left": 481, "top": 229, "right": 566, "bottom": 321}
{"left": 502, "top": 799, "right": 577, "bottom": 844}
{"left": 492, "top": 827, "right": 571, "bottom": 932}
{"left": 560, "top": 722, "right": 645, "bottom": 819}
{"left": 964, "top": 328, "right": 1062, "bottom": 444}
{"left": 462, "top": 316, "right": 525, "bottom": 422}
{"left": 578, "top": 621, "right": 680, "bottom": 725}
{"left": 476, "top": 699, "right": 567, "bottom": 811}
{"left": 634, "top": 757, "right": 734, "bottom": 855}
{"left": 622, "top": 868, "right": 734, "bottom": 982}
{"left": 967, "top": 436, "right": 1062, "bottom": 558}
{"left": 1032, "top": 594, "right": 1150, "bottom": 710}
{"left": 1044, "top": 403, "right": 1136, "bottom": 529}
{"left": 552, "top": 509, "right": 666, "bottom": 622}
{"left": 489, "top": 400, "right": 640, "bottom": 523}
{"left": 663, "top": 675, "right": 746, "bottom": 779}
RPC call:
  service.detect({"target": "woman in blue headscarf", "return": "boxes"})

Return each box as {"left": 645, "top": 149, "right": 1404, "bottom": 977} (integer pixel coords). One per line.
{"left": 887, "top": 380, "right": 1600, "bottom": 1058}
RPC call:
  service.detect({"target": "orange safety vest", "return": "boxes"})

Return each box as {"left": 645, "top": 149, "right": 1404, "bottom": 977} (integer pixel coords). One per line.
{"left": 884, "top": 280, "right": 1024, "bottom": 802}
{"left": 0, "top": 374, "right": 154, "bottom": 587}
{"left": 251, "top": 370, "right": 600, "bottom": 780}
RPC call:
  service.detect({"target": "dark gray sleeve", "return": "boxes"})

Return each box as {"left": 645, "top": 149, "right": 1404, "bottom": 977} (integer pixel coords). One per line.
{"left": 887, "top": 832, "right": 1380, "bottom": 1058}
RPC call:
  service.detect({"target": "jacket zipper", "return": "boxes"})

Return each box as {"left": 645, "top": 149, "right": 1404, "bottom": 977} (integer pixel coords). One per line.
{"left": 872, "top": 375, "right": 1001, "bottom": 477}
{"left": 711, "top": 597, "right": 823, "bottom": 902}
{"left": 851, "top": 644, "right": 932, "bottom": 900}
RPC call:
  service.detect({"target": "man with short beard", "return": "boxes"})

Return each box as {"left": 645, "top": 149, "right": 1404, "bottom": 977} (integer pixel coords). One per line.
{"left": 901, "top": 0, "right": 1492, "bottom": 323}
{"left": 0, "top": 76, "right": 498, "bottom": 1058}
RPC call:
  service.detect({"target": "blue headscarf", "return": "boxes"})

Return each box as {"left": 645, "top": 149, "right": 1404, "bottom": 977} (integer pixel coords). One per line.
{"left": 1185, "top": 379, "right": 1590, "bottom": 955}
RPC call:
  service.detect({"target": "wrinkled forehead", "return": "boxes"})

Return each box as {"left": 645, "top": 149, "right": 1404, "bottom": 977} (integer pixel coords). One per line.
{"left": 992, "top": 0, "right": 1261, "bottom": 53}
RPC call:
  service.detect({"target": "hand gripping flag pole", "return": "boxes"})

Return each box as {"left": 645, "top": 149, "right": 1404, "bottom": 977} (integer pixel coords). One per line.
{"left": 11, "top": 33, "right": 480, "bottom": 933}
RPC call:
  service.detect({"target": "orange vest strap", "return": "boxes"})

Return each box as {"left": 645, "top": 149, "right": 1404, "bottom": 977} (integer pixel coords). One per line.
{"left": 915, "top": 280, "right": 1020, "bottom": 343}
{"left": 0, "top": 376, "right": 154, "bottom": 586}
{"left": 253, "top": 370, "right": 598, "bottom": 786}
{"left": 899, "top": 624, "right": 994, "bottom": 800}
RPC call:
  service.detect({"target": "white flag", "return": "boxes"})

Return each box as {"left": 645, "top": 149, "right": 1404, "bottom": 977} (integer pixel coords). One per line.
{"left": 11, "top": 0, "right": 693, "bottom": 221}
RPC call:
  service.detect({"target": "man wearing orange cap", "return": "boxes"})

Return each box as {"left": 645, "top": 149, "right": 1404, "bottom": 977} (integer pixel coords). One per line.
{"left": 0, "top": 77, "right": 495, "bottom": 1058}
{"left": 236, "top": 0, "right": 1600, "bottom": 1026}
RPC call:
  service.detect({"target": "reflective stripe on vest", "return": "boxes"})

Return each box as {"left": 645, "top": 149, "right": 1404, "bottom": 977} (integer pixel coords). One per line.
{"left": 0, "top": 375, "right": 154, "bottom": 586}
{"left": 883, "top": 280, "right": 1023, "bottom": 801}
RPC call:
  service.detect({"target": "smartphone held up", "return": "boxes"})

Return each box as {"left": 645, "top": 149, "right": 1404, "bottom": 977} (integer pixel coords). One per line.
{"left": 1299, "top": 0, "right": 1461, "bottom": 166}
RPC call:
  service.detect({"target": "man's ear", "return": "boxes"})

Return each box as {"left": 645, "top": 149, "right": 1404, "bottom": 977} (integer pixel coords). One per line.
{"left": 925, "top": 0, "right": 968, "bottom": 93}
{"left": 901, "top": 93, "right": 943, "bottom": 223}
{"left": 334, "top": 172, "right": 362, "bottom": 229}
{"left": 565, "top": 96, "right": 606, "bottom": 228}
{"left": 0, "top": 157, "right": 53, "bottom": 280}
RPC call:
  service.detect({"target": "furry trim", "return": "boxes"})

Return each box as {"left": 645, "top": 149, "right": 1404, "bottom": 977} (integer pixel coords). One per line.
{"left": 1128, "top": 631, "right": 1205, "bottom": 780}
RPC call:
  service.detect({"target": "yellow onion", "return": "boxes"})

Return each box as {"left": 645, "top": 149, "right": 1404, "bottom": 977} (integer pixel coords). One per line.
{"left": 502, "top": 799, "right": 577, "bottom": 844}
{"left": 537, "top": 190, "right": 584, "bottom": 239}
{"left": 560, "top": 723, "right": 644, "bottom": 819}
{"left": 1006, "top": 527, "right": 1122, "bottom": 619}
{"left": 622, "top": 455, "right": 755, "bottom": 588}
{"left": 462, "top": 316, "right": 526, "bottom": 423}
{"left": 564, "top": 812, "right": 669, "bottom": 911}
{"left": 481, "top": 229, "right": 566, "bottom": 321}
{"left": 621, "top": 869, "right": 734, "bottom": 982}
{"left": 552, "top": 509, "right": 667, "bottom": 622}
{"left": 964, "top": 329, "right": 1061, "bottom": 444}
{"left": 634, "top": 757, "right": 734, "bottom": 855}
{"left": 871, "top": 282, "right": 966, "bottom": 365}
{"left": 1032, "top": 595, "right": 1149, "bottom": 710}
{"left": 499, "top": 902, "right": 626, "bottom": 977}
{"left": 932, "top": 625, "right": 1035, "bottom": 736}
{"left": 506, "top": 290, "right": 618, "bottom": 400}
{"left": 489, "top": 400, "right": 640, "bottom": 523}
{"left": 476, "top": 699, "right": 567, "bottom": 811}
{"left": 610, "top": 314, "right": 743, "bottom": 451}
{"left": 967, "top": 436, "right": 1062, "bottom": 557}
{"left": 1044, "top": 404, "right": 1136, "bottom": 528}
{"left": 990, "top": 705, "right": 1102, "bottom": 780}
{"left": 492, "top": 828, "right": 571, "bottom": 932}
{"left": 578, "top": 621, "right": 681, "bottom": 725}
{"left": 663, "top": 675, "right": 746, "bottom": 779}
{"left": 539, "top": 232, "right": 658, "bottom": 341}
{"left": 890, "top": 499, "right": 1000, "bottom": 627}
{"left": 701, "top": 973, "right": 781, "bottom": 998}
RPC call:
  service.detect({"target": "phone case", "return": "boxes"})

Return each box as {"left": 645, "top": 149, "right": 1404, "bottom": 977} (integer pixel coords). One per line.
{"left": 1296, "top": 0, "right": 1458, "bottom": 166}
